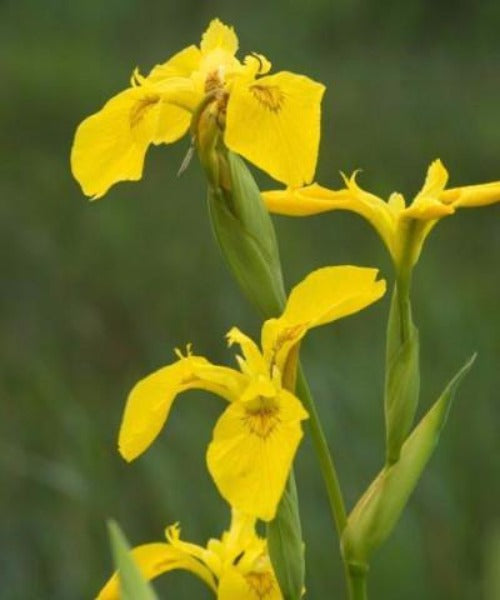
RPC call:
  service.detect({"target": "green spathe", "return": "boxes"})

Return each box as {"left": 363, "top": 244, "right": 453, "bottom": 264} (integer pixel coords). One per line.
{"left": 384, "top": 284, "right": 420, "bottom": 465}
{"left": 342, "top": 354, "right": 476, "bottom": 569}
{"left": 207, "top": 150, "right": 287, "bottom": 317}
{"left": 107, "top": 520, "right": 158, "bottom": 600}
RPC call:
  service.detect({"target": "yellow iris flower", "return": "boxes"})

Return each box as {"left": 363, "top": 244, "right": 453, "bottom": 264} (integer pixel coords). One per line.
{"left": 97, "top": 510, "right": 284, "bottom": 600}
{"left": 119, "top": 266, "right": 386, "bottom": 521}
{"left": 71, "top": 18, "right": 325, "bottom": 199}
{"left": 263, "top": 159, "right": 500, "bottom": 269}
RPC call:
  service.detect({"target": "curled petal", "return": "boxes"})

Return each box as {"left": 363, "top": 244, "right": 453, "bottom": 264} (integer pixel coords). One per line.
{"left": 119, "top": 355, "right": 245, "bottom": 462}
{"left": 261, "top": 266, "right": 386, "bottom": 374}
{"left": 96, "top": 542, "right": 217, "bottom": 599}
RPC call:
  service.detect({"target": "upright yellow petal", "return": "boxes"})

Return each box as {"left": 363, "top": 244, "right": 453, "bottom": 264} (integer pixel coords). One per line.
{"left": 416, "top": 159, "right": 449, "bottom": 198}
{"left": 405, "top": 159, "right": 454, "bottom": 219}
{"left": 206, "top": 389, "right": 308, "bottom": 521}
{"left": 96, "top": 542, "right": 217, "bottom": 599}
{"left": 225, "top": 72, "right": 325, "bottom": 187}
{"left": 118, "top": 355, "right": 246, "bottom": 462}
{"left": 200, "top": 19, "right": 239, "bottom": 55}
{"left": 440, "top": 180, "right": 500, "bottom": 208}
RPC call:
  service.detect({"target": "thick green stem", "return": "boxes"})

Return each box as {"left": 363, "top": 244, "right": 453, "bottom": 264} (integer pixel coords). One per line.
{"left": 347, "top": 570, "right": 368, "bottom": 600}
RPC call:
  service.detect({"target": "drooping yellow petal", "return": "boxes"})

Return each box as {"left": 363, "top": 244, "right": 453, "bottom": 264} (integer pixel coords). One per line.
{"left": 219, "top": 567, "right": 283, "bottom": 600}
{"left": 96, "top": 541, "right": 217, "bottom": 599}
{"left": 118, "top": 355, "right": 246, "bottom": 462}
{"left": 71, "top": 83, "right": 190, "bottom": 199}
{"left": 225, "top": 71, "right": 325, "bottom": 187}
{"left": 206, "top": 389, "right": 308, "bottom": 521}
{"left": 440, "top": 180, "right": 500, "bottom": 208}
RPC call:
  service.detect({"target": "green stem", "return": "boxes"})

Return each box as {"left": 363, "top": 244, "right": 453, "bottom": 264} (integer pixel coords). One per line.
{"left": 347, "top": 571, "right": 368, "bottom": 600}
{"left": 296, "top": 364, "right": 347, "bottom": 535}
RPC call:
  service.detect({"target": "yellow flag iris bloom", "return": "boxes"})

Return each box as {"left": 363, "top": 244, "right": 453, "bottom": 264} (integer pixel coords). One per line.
{"left": 71, "top": 19, "right": 325, "bottom": 199}
{"left": 263, "top": 159, "right": 500, "bottom": 270}
{"left": 119, "top": 266, "right": 386, "bottom": 520}
{"left": 97, "top": 510, "right": 283, "bottom": 600}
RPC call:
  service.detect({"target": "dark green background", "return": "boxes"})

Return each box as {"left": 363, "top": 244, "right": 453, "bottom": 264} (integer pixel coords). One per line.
{"left": 1, "top": 1, "right": 499, "bottom": 598}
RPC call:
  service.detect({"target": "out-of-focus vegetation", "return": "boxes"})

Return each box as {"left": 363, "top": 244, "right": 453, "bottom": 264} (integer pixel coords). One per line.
{"left": 1, "top": 1, "right": 499, "bottom": 598}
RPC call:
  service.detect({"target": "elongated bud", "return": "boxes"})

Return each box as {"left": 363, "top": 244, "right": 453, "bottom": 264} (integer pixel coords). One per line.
{"left": 341, "top": 354, "right": 476, "bottom": 570}
{"left": 384, "top": 284, "right": 420, "bottom": 464}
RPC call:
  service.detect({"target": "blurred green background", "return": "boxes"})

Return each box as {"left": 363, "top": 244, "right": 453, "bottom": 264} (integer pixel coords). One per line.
{"left": 1, "top": 1, "right": 499, "bottom": 598}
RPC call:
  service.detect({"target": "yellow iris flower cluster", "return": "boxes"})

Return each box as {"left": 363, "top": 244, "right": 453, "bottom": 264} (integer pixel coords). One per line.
{"left": 99, "top": 266, "right": 385, "bottom": 598}
{"left": 71, "top": 18, "right": 324, "bottom": 199}
{"left": 119, "top": 266, "right": 385, "bottom": 522}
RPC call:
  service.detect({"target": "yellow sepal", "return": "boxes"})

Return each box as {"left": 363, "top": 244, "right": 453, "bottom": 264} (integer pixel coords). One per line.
{"left": 206, "top": 388, "right": 308, "bottom": 521}
{"left": 225, "top": 71, "right": 325, "bottom": 187}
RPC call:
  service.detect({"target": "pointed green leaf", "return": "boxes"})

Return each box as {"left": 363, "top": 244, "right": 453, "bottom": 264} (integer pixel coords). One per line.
{"left": 342, "top": 354, "right": 476, "bottom": 568}
{"left": 108, "top": 520, "right": 158, "bottom": 600}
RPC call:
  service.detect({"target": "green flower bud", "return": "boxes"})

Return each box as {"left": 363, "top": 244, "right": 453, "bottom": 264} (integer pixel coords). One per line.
{"left": 207, "top": 150, "right": 287, "bottom": 317}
